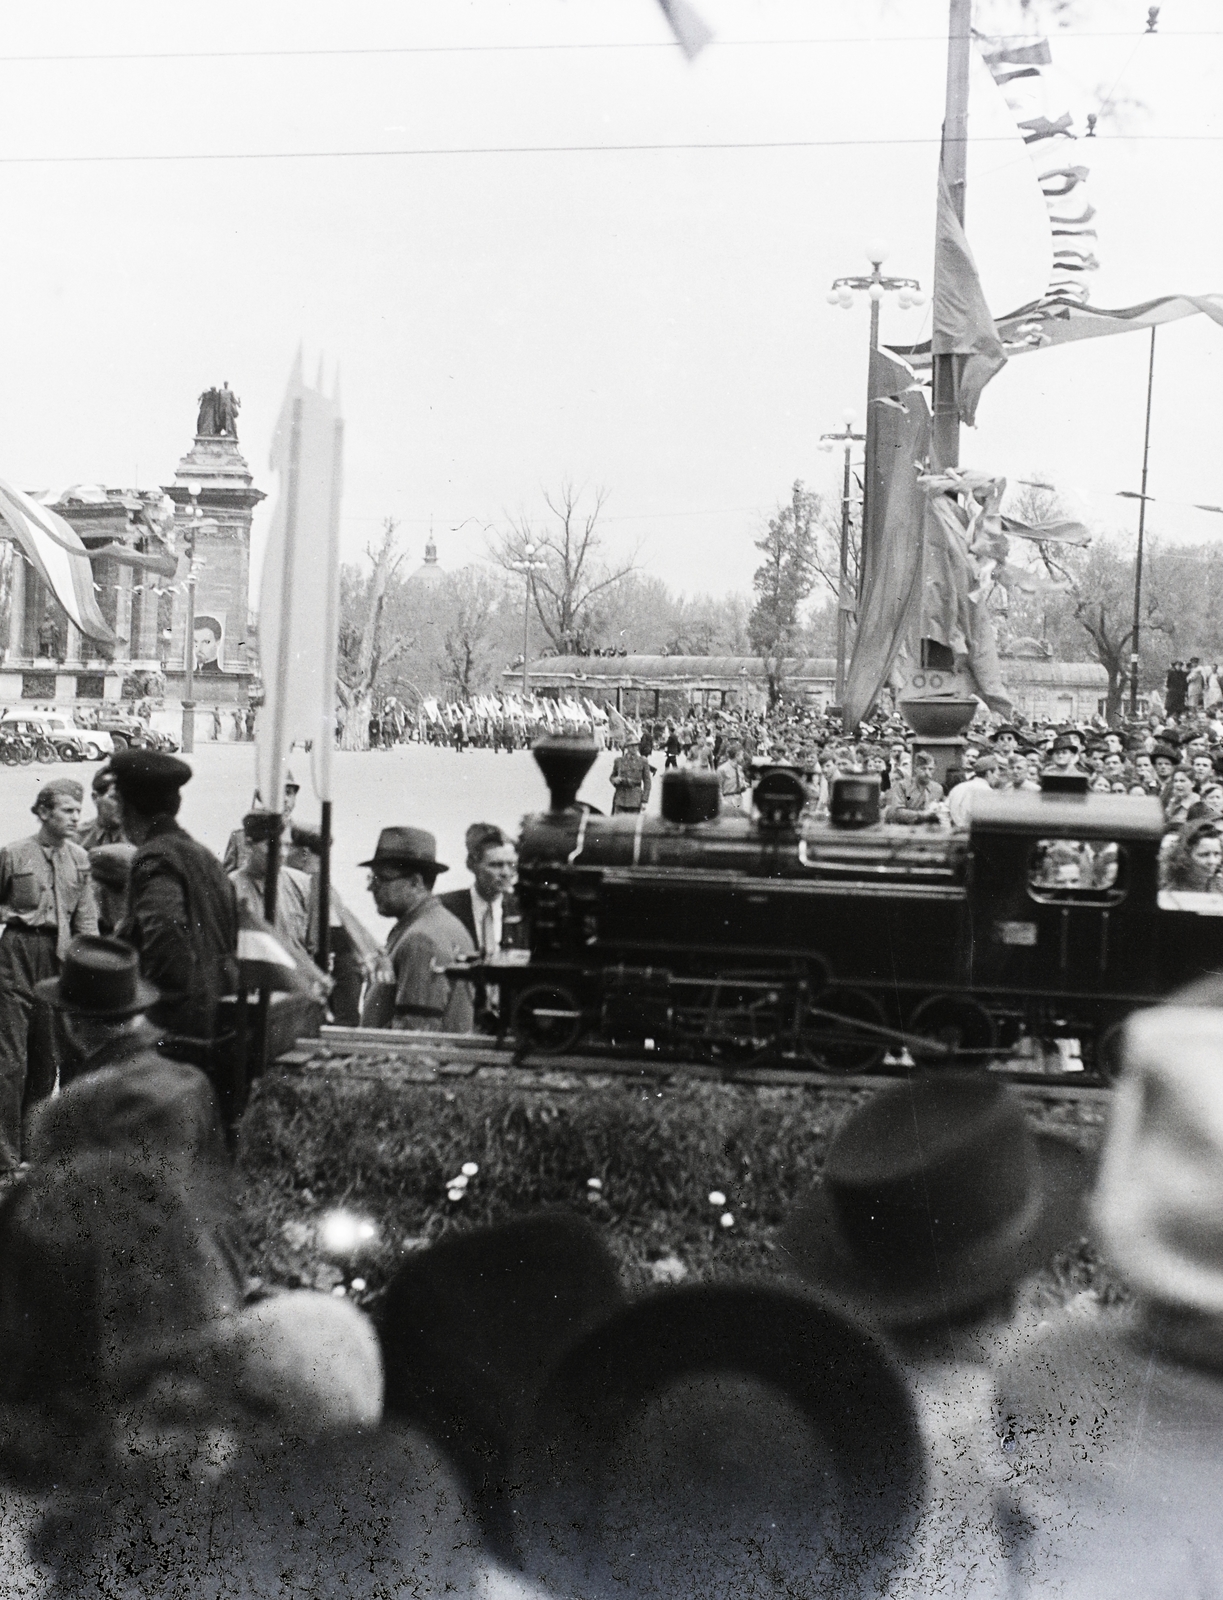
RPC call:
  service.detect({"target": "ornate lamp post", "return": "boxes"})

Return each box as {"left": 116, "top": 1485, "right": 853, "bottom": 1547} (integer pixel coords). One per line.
{"left": 510, "top": 542, "right": 547, "bottom": 695}
{"left": 826, "top": 244, "right": 923, "bottom": 597}
{"left": 818, "top": 409, "right": 866, "bottom": 704}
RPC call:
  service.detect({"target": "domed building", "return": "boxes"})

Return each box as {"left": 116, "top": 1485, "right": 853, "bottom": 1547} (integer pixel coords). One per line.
{"left": 408, "top": 535, "right": 445, "bottom": 586}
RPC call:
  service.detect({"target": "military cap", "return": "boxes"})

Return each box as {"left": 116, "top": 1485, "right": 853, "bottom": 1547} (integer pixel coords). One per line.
{"left": 32, "top": 777, "right": 84, "bottom": 812}
{"left": 108, "top": 748, "right": 192, "bottom": 811}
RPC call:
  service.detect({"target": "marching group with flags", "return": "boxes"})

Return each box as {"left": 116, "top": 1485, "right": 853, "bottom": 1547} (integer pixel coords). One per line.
{"left": 389, "top": 691, "right": 629, "bottom": 753}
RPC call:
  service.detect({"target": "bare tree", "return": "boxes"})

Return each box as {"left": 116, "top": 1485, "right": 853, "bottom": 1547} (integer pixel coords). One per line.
{"left": 437, "top": 567, "right": 504, "bottom": 700}
{"left": 336, "top": 518, "right": 407, "bottom": 751}
{"left": 494, "top": 482, "right": 637, "bottom": 654}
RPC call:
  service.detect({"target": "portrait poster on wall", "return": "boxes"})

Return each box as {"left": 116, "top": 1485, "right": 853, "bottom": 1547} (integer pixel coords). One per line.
{"left": 193, "top": 612, "right": 230, "bottom": 673}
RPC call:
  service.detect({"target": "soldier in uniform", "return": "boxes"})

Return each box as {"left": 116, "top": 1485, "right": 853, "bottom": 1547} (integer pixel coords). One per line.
{"left": 610, "top": 736, "right": 653, "bottom": 815}
{"left": 222, "top": 769, "right": 308, "bottom": 873}
{"left": 78, "top": 765, "right": 129, "bottom": 935}
{"left": 0, "top": 778, "right": 99, "bottom": 1173}
{"left": 109, "top": 749, "right": 238, "bottom": 1051}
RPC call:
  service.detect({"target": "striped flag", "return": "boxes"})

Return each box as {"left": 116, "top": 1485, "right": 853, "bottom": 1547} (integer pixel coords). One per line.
{"left": 0, "top": 477, "right": 115, "bottom": 642}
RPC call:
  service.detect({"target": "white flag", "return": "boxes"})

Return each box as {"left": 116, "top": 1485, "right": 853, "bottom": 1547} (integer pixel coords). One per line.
{"left": 257, "top": 354, "right": 343, "bottom": 808}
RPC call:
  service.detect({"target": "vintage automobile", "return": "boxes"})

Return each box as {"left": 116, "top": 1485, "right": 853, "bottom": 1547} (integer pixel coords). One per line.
{"left": 453, "top": 737, "right": 1211, "bottom": 1082}
{"left": 0, "top": 711, "right": 108, "bottom": 763}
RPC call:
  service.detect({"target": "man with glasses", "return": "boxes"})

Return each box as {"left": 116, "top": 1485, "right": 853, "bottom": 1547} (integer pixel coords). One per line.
{"left": 360, "top": 828, "right": 475, "bottom": 1033}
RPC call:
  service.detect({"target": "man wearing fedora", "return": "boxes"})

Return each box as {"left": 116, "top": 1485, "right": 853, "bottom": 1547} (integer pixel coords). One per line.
{"left": 0, "top": 777, "right": 99, "bottom": 1175}
{"left": 360, "top": 828, "right": 475, "bottom": 1033}
{"left": 34, "top": 933, "right": 170, "bottom": 1093}
{"left": 779, "top": 1073, "right": 1090, "bottom": 1596}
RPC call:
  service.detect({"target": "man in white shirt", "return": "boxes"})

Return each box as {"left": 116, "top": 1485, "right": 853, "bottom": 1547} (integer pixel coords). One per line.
{"left": 438, "top": 823, "right": 521, "bottom": 1031}
{"left": 947, "top": 755, "right": 1008, "bottom": 829}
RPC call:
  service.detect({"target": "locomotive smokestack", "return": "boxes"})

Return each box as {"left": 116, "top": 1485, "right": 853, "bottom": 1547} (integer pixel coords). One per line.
{"left": 533, "top": 734, "right": 598, "bottom": 812}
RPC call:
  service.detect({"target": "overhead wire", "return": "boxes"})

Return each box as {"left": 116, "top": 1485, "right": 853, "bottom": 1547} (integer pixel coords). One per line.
{"left": 0, "top": 31, "right": 1217, "bottom": 63}
{"left": 0, "top": 133, "right": 1216, "bottom": 168}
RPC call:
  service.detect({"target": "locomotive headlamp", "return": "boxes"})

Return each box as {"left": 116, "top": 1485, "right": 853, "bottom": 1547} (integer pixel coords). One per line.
{"left": 752, "top": 766, "right": 809, "bottom": 831}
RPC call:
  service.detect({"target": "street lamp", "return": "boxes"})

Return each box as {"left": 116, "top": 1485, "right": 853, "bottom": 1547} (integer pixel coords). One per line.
{"left": 826, "top": 244, "right": 924, "bottom": 597}
{"left": 818, "top": 408, "right": 866, "bottom": 704}
{"left": 182, "top": 481, "right": 202, "bottom": 754}
{"left": 510, "top": 542, "right": 547, "bottom": 695}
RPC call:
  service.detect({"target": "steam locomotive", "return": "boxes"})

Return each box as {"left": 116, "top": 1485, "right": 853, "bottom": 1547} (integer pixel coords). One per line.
{"left": 456, "top": 737, "right": 1219, "bottom": 1079}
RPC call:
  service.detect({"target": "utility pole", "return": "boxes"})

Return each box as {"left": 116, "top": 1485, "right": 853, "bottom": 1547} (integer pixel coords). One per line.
{"left": 826, "top": 257, "right": 922, "bottom": 599}
{"left": 819, "top": 414, "right": 866, "bottom": 703}
{"left": 1129, "top": 327, "right": 1157, "bottom": 716}
{"left": 931, "top": 0, "right": 973, "bottom": 473}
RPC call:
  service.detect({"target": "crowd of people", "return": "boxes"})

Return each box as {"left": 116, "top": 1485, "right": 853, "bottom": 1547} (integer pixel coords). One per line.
{"left": 0, "top": 914, "right": 1219, "bottom": 1592}
{"left": 4, "top": 719, "right": 1223, "bottom": 1590}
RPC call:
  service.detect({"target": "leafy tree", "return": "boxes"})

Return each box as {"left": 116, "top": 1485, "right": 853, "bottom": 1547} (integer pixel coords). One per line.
{"left": 748, "top": 482, "right": 824, "bottom": 701}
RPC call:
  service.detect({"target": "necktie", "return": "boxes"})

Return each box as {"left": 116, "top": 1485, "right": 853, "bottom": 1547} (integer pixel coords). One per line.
{"left": 481, "top": 904, "right": 496, "bottom": 960}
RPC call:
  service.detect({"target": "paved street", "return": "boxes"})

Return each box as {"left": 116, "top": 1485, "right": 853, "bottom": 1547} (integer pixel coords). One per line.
{"left": 0, "top": 743, "right": 622, "bottom": 933}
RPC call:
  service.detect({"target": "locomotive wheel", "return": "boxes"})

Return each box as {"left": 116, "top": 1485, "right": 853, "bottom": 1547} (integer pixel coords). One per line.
{"left": 907, "top": 995, "right": 997, "bottom": 1065}
{"left": 512, "top": 984, "right": 584, "bottom": 1056}
{"left": 802, "top": 986, "right": 887, "bottom": 1075}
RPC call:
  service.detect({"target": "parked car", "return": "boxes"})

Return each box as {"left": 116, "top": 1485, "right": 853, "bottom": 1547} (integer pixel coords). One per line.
{"left": 90, "top": 712, "right": 154, "bottom": 752}
{"left": 0, "top": 713, "right": 92, "bottom": 763}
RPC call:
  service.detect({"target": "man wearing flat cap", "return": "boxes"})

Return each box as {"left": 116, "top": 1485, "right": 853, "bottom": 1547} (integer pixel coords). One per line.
{"left": 360, "top": 828, "right": 475, "bottom": 1033}
{"left": 0, "top": 777, "right": 98, "bottom": 1173}
{"left": 108, "top": 749, "right": 238, "bottom": 1053}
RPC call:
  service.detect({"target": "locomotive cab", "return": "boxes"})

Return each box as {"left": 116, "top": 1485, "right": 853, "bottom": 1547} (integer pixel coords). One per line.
{"left": 967, "top": 787, "right": 1164, "bottom": 1005}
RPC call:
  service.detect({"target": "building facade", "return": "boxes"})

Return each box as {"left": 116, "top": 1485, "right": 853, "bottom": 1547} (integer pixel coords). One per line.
{"left": 0, "top": 407, "right": 262, "bottom": 711}
{"left": 508, "top": 652, "right": 1111, "bottom": 725}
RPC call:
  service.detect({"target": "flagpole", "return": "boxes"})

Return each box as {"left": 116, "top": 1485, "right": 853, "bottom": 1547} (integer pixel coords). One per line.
{"left": 316, "top": 412, "right": 344, "bottom": 972}
{"left": 1129, "top": 326, "right": 1157, "bottom": 718}
{"left": 932, "top": 0, "right": 972, "bottom": 472}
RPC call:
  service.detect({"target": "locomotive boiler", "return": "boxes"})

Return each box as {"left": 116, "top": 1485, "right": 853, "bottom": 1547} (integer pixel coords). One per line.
{"left": 456, "top": 736, "right": 1221, "bottom": 1079}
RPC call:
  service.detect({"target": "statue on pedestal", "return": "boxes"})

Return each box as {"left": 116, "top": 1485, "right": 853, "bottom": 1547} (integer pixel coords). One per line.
{"left": 196, "top": 383, "right": 241, "bottom": 440}
{"left": 37, "top": 613, "right": 62, "bottom": 662}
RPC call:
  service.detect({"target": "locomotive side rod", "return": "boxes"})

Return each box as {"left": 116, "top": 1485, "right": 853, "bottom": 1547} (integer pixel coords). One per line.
{"left": 799, "top": 1006, "right": 953, "bottom": 1061}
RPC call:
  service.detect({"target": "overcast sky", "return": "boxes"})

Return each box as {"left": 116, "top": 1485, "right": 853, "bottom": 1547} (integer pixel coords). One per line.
{"left": 1, "top": 0, "right": 1219, "bottom": 603}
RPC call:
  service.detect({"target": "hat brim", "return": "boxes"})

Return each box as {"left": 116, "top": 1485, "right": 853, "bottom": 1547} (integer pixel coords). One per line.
{"left": 357, "top": 856, "right": 448, "bottom": 873}
{"left": 777, "top": 1133, "right": 1092, "bottom": 1328}
{"left": 34, "top": 972, "right": 161, "bottom": 1018}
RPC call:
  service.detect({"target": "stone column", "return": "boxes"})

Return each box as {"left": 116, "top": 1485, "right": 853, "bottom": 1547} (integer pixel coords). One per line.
{"left": 7, "top": 550, "right": 25, "bottom": 660}
{"left": 65, "top": 622, "right": 82, "bottom": 666}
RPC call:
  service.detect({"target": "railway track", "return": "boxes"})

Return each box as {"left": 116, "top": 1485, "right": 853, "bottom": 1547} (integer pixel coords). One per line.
{"left": 276, "top": 1025, "right": 1111, "bottom": 1103}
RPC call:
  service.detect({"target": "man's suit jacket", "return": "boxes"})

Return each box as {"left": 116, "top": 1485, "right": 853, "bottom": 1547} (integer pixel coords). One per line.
{"left": 436, "top": 888, "right": 525, "bottom": 954}
{"left": 436, "top": 888, "right": 524, "bottom": 1031}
